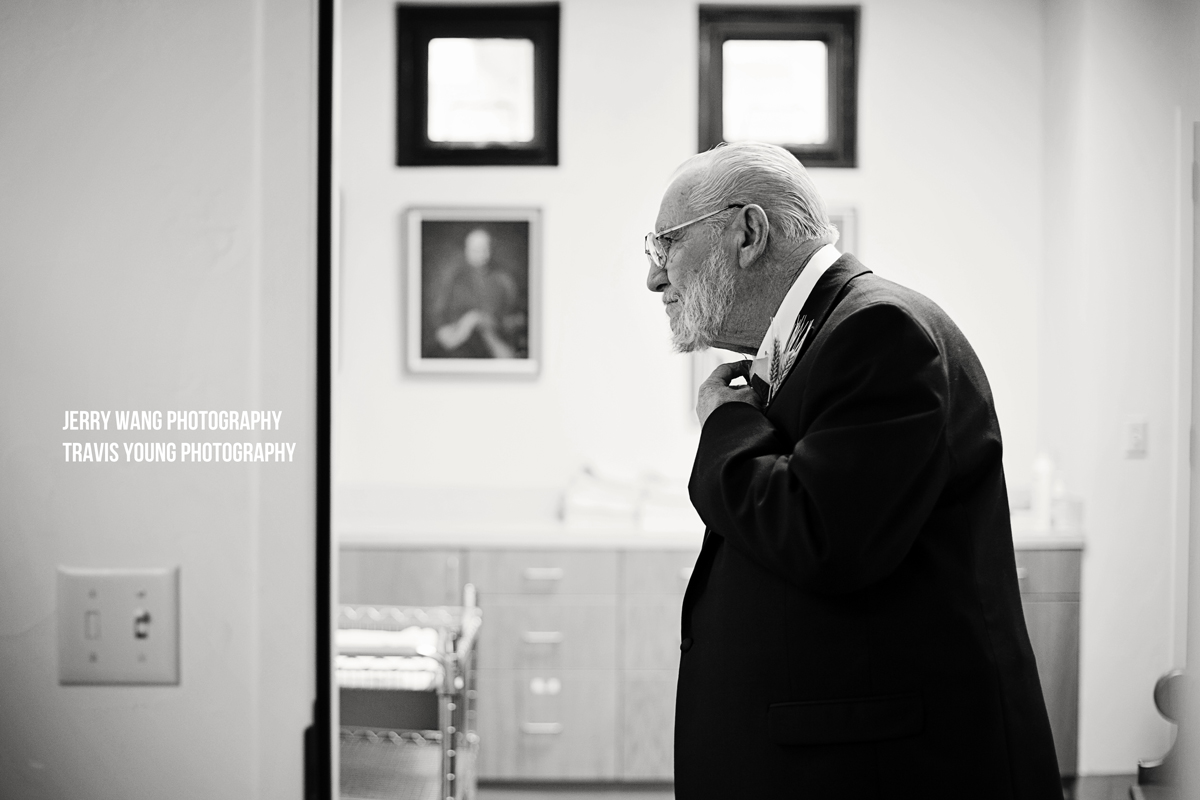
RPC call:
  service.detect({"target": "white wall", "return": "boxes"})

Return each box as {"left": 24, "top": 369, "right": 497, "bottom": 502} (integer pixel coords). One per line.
{"left": 1041, "top": 0, "right": 1200, "bottom": 774}
{"left": 335, "top": 0, "right": 1045, "bottom": 506}
{"left": 0, "top": 0, "right": 317, "bottom": 797}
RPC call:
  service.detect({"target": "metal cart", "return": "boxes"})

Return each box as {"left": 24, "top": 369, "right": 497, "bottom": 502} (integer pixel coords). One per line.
{"left": 337, "top": 585, "right": 481, "bottom": 800}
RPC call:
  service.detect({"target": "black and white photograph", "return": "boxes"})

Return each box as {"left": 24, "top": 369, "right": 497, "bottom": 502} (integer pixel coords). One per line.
{"left": 406, "top": 209, "right": 539, "bottom": 374}
{"left": 5, "top": 1, "right": 1200, "bottom": 800}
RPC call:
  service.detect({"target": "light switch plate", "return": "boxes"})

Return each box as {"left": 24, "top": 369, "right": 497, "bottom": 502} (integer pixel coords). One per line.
{"left": 57, "top": 567, "right": 180, "bottom": 685}
{"left": 1125, "top": 418, "right": 1149, "bottom": 458}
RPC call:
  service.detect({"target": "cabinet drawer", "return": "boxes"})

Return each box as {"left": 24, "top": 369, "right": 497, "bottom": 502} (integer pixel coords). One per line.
{"left": 623, "top": 549, "right": 700, "bottom": 595}
{"left": 623, "top": 595, "right": 683, "bottom": 671}
{"left": 1022, "top": 599, "right": 1080, "bottom": 777}
{"left": 468, "top": 549, "right": 618, "bottom": 595}
{"left": 476, "top": 670, "right": 617, "bottom": 780}
{"left": 478, "top": 599, "right": 618, "bottom": 671}
{"left": 339, "top": 548, "right": 463, "bottom": 605}
{"left": 1013, "top": 549, "right": 1081, "bottom": 596}
{"left": 621, "top": 670, "right": 677, "bottom": 780}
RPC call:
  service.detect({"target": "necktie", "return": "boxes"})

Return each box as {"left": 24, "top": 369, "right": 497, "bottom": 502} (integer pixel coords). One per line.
{"left": 749, "top": 371, "right": 771, "bottom": 405}
{"left": 749, "top": 345, "right": 775, "bottom": 405}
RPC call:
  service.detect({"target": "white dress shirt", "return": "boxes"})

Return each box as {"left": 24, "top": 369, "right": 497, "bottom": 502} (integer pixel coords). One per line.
{"left": 750, "top": 243, "right": 842, "bottom": 397}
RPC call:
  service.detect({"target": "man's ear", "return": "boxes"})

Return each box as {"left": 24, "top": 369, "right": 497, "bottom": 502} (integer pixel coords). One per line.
{"left": 733, "top": 204, "right": 769, "bottom": 269}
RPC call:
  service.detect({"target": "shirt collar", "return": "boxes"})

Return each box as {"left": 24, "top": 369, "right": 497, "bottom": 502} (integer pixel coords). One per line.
{"left": 752, "top": 243, "right": 842, "bottom": 363}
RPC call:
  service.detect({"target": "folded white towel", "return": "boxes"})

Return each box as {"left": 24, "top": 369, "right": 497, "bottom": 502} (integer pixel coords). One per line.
{"left": 336, "top": 626, "right": 440, "bottom": 657}
{"left": 336, "top": 654, "right": 442, "bottom": 691}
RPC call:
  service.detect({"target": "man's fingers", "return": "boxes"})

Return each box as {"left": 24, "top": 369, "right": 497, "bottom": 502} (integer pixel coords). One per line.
{"left": 724, "top": 383, "right": 763, "bottom": 405}
{"left": 695, "top": 380, "right": 762, "bottom": 425}
{"left": 706, "top": 359, "right": 752, "bottom": 384}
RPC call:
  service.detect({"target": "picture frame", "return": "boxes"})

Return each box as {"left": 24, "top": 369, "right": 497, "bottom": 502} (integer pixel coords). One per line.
{"left": 396, "top": 4, "right": 560, "bottom": 167}
{"left": 405, "top": 208, "right": 541, "bottom": 375}
{"left": 698, "top": 5, "right": 859, "bottom": 168}
{"left": 827, "top": 206, "right": 858, "bottom": 255}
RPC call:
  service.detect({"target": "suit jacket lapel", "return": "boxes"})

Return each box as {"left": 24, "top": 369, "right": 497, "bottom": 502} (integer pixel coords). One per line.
{"left": 765, "top": 254, "right": 871, "bottom": 409}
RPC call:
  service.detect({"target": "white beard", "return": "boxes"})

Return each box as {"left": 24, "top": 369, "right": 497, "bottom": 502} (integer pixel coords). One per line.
{"left": 671, "top": 246, "right": 737, "bottom": 353}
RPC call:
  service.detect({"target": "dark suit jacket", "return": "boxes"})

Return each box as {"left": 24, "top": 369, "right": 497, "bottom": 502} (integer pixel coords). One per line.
{"left": 675, "top": 255, "right": 1062, "bottom": 799}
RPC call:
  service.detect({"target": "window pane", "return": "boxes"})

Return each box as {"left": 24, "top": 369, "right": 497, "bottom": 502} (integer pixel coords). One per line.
{"left": 722, "top": 39, "right": 828, "bottom": 145}
{"left": 427, "top": 38, "right": 535, "bottom": 144}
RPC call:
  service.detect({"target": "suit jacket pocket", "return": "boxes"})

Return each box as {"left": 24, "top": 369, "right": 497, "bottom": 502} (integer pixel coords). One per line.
{"left": 768, "top": 693, "right": 923, "bottom": 745}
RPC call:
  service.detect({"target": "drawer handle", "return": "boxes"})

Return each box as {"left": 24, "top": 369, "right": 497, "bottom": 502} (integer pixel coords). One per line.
{"left": 530, "top": 676, "right": 561, "bottom": 695}
{"left": 520, "top": 722, "right": 563, "bottom": 735}
{"left": 522, "top": 631, "right": 564, "bottom": 645}
{"left": 679, "top": 567, "right": 694, "bottom": 581}
{"left": 523, "top": 567, "right": 564, "bottom": 581}
{"left": 1016, "top": 567, "right": 1029, "bottom": 580}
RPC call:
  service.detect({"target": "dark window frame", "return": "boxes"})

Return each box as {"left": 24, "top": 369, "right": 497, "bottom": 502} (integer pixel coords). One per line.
{"left": 396, "top": 4, "right": 560, "bottom": 167}
{"left": 698, "top": 5, "right": 859, "bottom": 168}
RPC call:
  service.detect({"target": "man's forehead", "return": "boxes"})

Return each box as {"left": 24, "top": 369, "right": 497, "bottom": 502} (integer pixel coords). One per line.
{"left": 656, "top": 166, "right": 705, "bottom": 229}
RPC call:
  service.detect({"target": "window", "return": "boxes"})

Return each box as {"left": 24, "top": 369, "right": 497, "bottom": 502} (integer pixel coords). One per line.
{"left": 699, "top": 6, "right": 859, "bottom": 168}
{"left": 396, "top": 4, "right": 560, "bottom": 166}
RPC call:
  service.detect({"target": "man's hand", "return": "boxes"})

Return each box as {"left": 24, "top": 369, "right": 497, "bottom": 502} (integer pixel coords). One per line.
{"left": 435, "top": 309, "right": 483, "bottom": 350}
{"left": 697, "top": 360, "right": 762, "bottom": 427}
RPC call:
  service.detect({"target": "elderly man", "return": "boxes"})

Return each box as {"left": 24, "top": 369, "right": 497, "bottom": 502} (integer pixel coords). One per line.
{"left": 646, "top": 142, "right": 1061, "bottom": 798}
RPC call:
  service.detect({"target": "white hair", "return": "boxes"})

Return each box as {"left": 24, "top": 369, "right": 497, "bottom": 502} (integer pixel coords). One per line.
{"left": 681, "top": 142, "right": 838, "bottom": 255}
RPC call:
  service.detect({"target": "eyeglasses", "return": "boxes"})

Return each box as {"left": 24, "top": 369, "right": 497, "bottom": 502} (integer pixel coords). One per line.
{"left": 644, "top": 204, "right": 745, "bottom": 269}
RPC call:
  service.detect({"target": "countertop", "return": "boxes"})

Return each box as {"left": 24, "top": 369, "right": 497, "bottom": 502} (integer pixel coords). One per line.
{"left": 337, "top": 522, "right": 1084, "bottom": 551}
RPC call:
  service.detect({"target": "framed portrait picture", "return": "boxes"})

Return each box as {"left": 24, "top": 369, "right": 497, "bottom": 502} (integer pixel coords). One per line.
{"left": 405, "top": 208, "right": 540, "bottom": 375}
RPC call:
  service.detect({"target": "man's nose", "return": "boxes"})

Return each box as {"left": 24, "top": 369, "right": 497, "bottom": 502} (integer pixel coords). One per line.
{"left": 646, "top": 261, "right": 668, "bottom": 293}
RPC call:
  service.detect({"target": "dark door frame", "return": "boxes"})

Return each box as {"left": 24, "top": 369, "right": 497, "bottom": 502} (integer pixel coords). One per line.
{"left": 308, "top": 0, "right": 335, "bottom": 797}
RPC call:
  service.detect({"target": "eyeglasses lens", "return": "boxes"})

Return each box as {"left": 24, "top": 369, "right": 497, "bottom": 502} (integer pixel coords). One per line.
{"left": 645, "top": 233, "right": 664, "bottom": 268}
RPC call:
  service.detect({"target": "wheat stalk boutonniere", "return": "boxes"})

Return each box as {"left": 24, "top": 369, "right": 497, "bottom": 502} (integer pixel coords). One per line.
{"left": 776, "top": 315, "right": 814, "bottom": 398}
{"left": 767, "top": 337, "right": 783, "bottom": 402}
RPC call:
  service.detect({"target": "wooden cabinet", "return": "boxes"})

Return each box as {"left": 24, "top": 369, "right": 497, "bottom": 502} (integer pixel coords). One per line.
{"left": 476, "top": 670, "right": 617, "bottom": 779}
{"left": 338, "top": 540, "right": 1081, "bottom": 784}
{"left": 621, "top": 670, "right": 678, "bottom": 780}
{"left": 1014, "top": 544, "right": 1082, "bottom": 778}
{"left": 479, "top": 598, "right": 618, "bottom": 672}
{"left": 339, "top": 547, "right": 463, "bottom": 606}
{"left": 618, "top": 550, "right": 698, "bottom": 780}
{"left": 467, "top": 549, "right": 618, "bottom": 596}
{"left": 623, "top": 550, "right": 696, "bottom": 595}
{"left": 468, "top": 549, "right": 620, "bottom": 781}
{"left": 622, "top": 595, "right": 683, "bottom": 672}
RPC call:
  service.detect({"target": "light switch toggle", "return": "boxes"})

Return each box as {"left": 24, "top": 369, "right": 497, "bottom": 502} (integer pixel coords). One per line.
{"left": 134, "top": 609, "right": 151, "bottom": 639}
{"left": 85, "top": 611, "right": 101, "bottom": 640}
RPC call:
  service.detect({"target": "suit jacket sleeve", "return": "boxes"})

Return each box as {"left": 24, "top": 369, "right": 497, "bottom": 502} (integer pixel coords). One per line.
{"left": 689, "top": 302, "right": 952, "bottom": 595}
